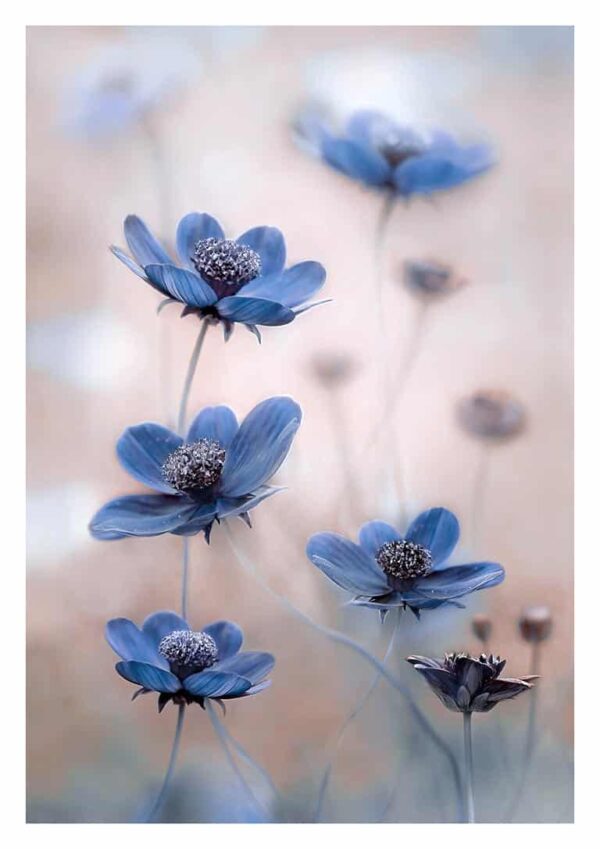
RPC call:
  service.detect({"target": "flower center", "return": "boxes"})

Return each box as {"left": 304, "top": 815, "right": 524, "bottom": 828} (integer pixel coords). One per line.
{"left": 159, "top": 630, "right": 219, "bottom": 676}
{"left": 162, "top": 439, "right": 226, "bottom": 493}
{"left": 376, "top": 540, "right": 433, "bottom": 581}
{"left": 193, "top": 238, "right": 261, "bottom": 286}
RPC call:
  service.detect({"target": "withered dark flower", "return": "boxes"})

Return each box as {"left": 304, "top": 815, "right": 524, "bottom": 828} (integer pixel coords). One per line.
{"left": 406, "top": 652, "right": 536, "bottom": 713}
{"left": 457, "top": 390, "right": 525, "bottom": 441}
{"left": 519, "top": 606, "right": 553, "bottom": 643}
{"left": 471, "top": 614, "right": 492, "bottom": 644}
{"left": 403, "top": 259, "right": 467, "bottom": 298}
{"left": 310, "top": 351, "right": 357, "bottom": 387}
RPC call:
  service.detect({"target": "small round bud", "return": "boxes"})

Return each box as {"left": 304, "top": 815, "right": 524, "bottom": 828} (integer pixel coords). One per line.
{"left": 403, "top": 259, "right": 466, "bottom": 297}
{"left": 376, "top": 540, "right": 433, "bottom": 581}
{"left": 471, "top": 614, "right": 492, "bottom": 643}
{"left": 310, "top": 352, "right": 357, "bottom": 387}
{"left": 162, "top": 439, "right": 226, "bottom": 493}
{"left": 519, "top": 606, "right": 552, "bottom": 643}
{"left": 457, "top": 390, "right": 525, "bottom": 441}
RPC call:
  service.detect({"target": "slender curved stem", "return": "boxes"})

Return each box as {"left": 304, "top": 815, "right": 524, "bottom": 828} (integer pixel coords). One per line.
{"left": 505, "top": 641, "right": 542, "bottom": 820}
{"left": 177, "top": 319, "right": 210, "bottom": 436}
{"left": 181, "top": 537, "right": 190, "bottom": 620}
{"left": 142, "top": 703, "right": 186, "bottom": 823}
{"left": 223, "top": 522, "right": 463, "bottom": 819}
{"left": 206, "top": 701, "right": 271, "bottom": 820}
{"left": 463, "top": 712, "right": 475, "bottom": 823}
{"left": 213, "top": 707, "right": 282, "bottom": 803}
{"left": 314, "top": 613, "right": 399, "bottom": 822}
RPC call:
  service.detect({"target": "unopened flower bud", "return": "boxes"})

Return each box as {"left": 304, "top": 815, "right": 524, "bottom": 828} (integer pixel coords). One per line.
{"left": 519, "top": 606, "right": 552, "bottom": 643}
{"left": 472, "top": 613, "right": 492, "bottom": 644}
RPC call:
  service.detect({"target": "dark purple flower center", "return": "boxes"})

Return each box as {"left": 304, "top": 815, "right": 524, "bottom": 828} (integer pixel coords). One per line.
{"left": 162, "top": 439, "right": 226, "bottom": 493}
{"left": 376, "top": 539, "right": 433, "bottom": 581}
{"left": 193, "top": 237, "right": 261, "bottom": 287}
{"left": 378, "top": 141, "right": 422, "bottom": 168}
{"left": 159, "top": 629, "right": 219, "bottom": 676}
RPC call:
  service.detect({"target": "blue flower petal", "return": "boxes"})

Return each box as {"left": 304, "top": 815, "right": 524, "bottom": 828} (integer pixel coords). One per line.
{"left": 183, "top": 670, "right": 252, "bottom": 698}
{"left": 358, "top": 520, "right": 401, "bottom": 558}
{"left": 393, "top": 149, "right": 492, "bottom": 196}
{"left": 212, "top": 651, "right": 274, "bottom": 685}
{"left": 116, "top": 423, "right": 182, "bottom": 494}
{"left": 216, "top": 296, "right": 295, "bottom": 327}
{"left": 410, "top": 562, "right": 505, "bottom": 601}
{"left": 142, "top": 611, "right": 190, "bottom": 649}
{"left": 105, "top": 618, "right": 168, "bottom": 667}
{"left": 176, "top": 212, "right": 225, "bottom": 268}
{"left": 145, "top": 264, "right": 218, "bottom": 308}
{"left": 216, "top": 485, "right": 284, "bottom": 519}
{"left": 231, "top": 679, "right": 271, "bottom": 698}
{"left": 89, "top": 494, "right": 199, "bottom": 540}
{"left": 345, "top": 111, "right": 421, "bottom": 150}
{"left": 405, "top": 508, "right": 460, "bottom": 566}
{"left": 170, "top": 502, "right": 218, "bottom": 536}
{"left": 219, "top": 397, "right": 301, "bottom": 498}
{"left": 116, "top": 660, "right": 181, "bottom": 693}
{"left": 236, "top": 226, "right": 286, "bottom": 276}
{"left": 306, "top": 532, "right": 390, "bottom": 595}
{"left": 322, "top": 137, "right": 391, "bottom": 186}
{"left": 110, "top": 246, "right": 148, "bottom": 280}
{"left": 124, "top": 215, "right": 172, "bottom": 266}
{"left": 202, "top": 620, "right": 243, "bottom": 660}
{"left": 276, "top": 262, "right": 327, "bottom": 309}
{"left": 186, "top": 406, "right": 239, "bottom": 448}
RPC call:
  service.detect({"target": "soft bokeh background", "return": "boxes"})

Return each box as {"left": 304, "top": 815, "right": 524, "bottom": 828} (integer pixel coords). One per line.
{"left": 26, "top": 25, "right": 573, "bottom": 823}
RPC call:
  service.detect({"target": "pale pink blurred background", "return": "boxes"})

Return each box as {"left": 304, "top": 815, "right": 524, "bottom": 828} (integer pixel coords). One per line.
{"left": 27, "top": 26, "right": 573, "bottom": 822}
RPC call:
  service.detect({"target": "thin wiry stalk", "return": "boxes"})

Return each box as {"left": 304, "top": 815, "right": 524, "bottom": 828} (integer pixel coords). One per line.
{"left": 463, "top": 712, "right": 475, "bottom": 823}
{"left": 206, "top": 700, "right": 271, "bottom": 820}
{"left": 314, "top": 612, "right": 400, "bottom": 822}
{"left": 214, "top": 707, "right": 282, "bottom": 804}
{"left": 177, "top": 319, "right": 210, "bottom": 436}
{"left": 223, "top": 522, "right": 463, "bottom": 820}
{"left": 506, "top": 641, "right": 542, "bottom": 820}
{"left": 141, "top": 703, "right": 185, "bottom": 823}
{"left": 181, "top": 537, "right": 190, "bottom": 620}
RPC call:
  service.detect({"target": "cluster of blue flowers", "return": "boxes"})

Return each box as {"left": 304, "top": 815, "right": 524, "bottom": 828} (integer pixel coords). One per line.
{"left": 89, "top": 105, "right": 524, "bottom": 823}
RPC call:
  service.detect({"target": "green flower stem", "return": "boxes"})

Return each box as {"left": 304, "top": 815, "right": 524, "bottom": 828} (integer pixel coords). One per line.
{"left": 224, "top": 522, "right": 463, "bottom": 820}
{"left": 463, "top": 712, "right": 475, "bottom": 823}
{"left": 143, "top": 703, "right": 185, "bottom": 823}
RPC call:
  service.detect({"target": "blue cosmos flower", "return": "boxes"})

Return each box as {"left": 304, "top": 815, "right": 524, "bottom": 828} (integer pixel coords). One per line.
{"left": 296, "top": 109, "right": 494, "bottom": 197}
{"left": 306, "top": 508, "right": 504, "bottom": 617}
{"left": 111, "top": 213, "right": 327, "bottom": 341}
{"left": 106, "top": 611, "right": 274, "bottom": 711}
{"left": 89, "top": 396, "right": 301, "bottom": 542}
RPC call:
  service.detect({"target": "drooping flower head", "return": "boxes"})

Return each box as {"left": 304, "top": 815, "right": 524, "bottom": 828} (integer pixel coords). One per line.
{"left": 106, "top": 611, "right": 274, "bottom": 710}
{"left": 89, "top": 396, "right": 301, "bottom": 542}
{"left": 402, "top": 259, "right": 467, "bottom": 298}
{"left": 295, "top": 108, "right": 494, "bottom": 198}
{"left": 306, "top": 508, "right": 504, "bottom": 617}
{"left": 111, "top": 214, "right": 327, "bottom": 341}
{"left": 406, "top": 652, "right": 536, "bottom": 713}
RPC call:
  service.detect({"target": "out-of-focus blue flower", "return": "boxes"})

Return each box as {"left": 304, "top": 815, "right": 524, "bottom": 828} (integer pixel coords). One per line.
{"left": 111, "top": 213, "right": 327, "bottom": 341}
{"left": 89, "top": 396, "right": 301, "bottom": 542}
{"left": 106, "top": 611, "right": 274, "bottom": 710}
{"left": 306, "top": 507, "right": 504, "bottom": 617}
{"left": 63, "top": 37, "right": 202, "bottom": 140}
{"left": 296, "top": 109, "right": 494, "bottom": 197}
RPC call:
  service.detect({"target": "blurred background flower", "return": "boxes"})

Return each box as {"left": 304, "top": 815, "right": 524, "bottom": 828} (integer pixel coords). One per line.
{"left": 27, "top": 25, "right": 573, "bottom": 824}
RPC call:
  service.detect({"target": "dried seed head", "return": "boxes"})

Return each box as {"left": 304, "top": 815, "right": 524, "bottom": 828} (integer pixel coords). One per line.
{"left": 457, "top": 390, "right": 525, "bottom": 441}
{"left": 472, "top": 614, "right": 492, "bottom": 643}
{"left": 376, "top": 539, "right": 433, "bottom": 581}
{"left": 162, "top": 439, "right": 226, "bottom": 493}
{"left": 519, "top": 606, "right": 553, "bottom": 643}
{"left": 193, "top": 238, "right": 261, "bottom": 287}
{"left": 158, "top": 630, "right": 219, "bottom": 674}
